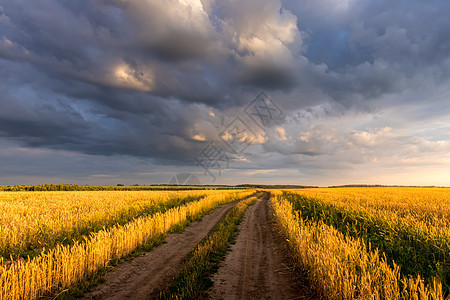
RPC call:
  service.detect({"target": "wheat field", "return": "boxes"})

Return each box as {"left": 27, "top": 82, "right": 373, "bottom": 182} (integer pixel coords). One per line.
{"left": 0, "top": 190, "right": 216, "bottom": 259}
{"left": 272, "top": 188, "right": 450, "bottom": 299}
{"left": 0, "top": 189, "right": 253, "bottom": 300}
{"left": 2, "top": 187, "right": 449, "bottom": 299}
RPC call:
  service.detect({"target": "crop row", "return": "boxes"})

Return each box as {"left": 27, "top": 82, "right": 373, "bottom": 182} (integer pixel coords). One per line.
{"left": 0, "top": 190, "right": 253, "bottom": 300}
{"left": 282, "top": 189, "right": 450, "bottom": 293}
{"left": 0, "top": 190, "right": 215, "bottom": 259}
{"left": 272, "top": 190, "right": 447, "bottom": 299}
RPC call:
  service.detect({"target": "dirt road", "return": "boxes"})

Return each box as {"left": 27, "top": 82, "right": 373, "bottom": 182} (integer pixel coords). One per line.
{"left": 209, "top": 194, "right": 312, "bottom": 300}
{"left": 83, "top": 199, "right": 245, "bottom": 300}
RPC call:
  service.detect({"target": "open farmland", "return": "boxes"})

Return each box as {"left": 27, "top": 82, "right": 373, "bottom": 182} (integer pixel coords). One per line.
{"left": 0, "top": 187, "right": 449, "bottom": 299}
{"left": 272, "top": 187, "right": 450, "bottom": 299}
{"left": 3, "top": 0, "right": 450, "bottom": 299}
{"left": 0, "top": 190, "right": 212, "bottom": 259}
{"left": 0, "top": 189, "right": 254, "bottom": 299}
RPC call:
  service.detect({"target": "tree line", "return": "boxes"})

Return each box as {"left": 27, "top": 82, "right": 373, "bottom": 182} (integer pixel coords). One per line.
{"left": 0, "top": 184, "right": 238, "bottom": 191}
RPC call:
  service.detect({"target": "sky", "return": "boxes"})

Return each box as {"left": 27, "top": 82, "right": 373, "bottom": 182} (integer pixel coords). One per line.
{"left": 1, "top": 0, "right": 450, "bottom": 186}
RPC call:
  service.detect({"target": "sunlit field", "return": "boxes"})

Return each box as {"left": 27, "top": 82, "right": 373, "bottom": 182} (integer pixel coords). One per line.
{"left": 272, "top": 187, "right": 450, "bottom": 299}
{"left": 0, "top": 189, "right": 253, "bottom": 299}
{"left": 0, "top": 190, "right": 212, "bottom": 259}
{"left": 2, "top": 187, "right": 449, "bottom": 299}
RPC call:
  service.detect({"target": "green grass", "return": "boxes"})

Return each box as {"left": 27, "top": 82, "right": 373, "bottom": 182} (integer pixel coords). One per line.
{"left": 158, "top": 193, "right": 262, "bottom": 299}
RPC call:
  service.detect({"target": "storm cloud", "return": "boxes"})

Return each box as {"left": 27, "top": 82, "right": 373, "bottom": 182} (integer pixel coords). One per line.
{"left": 0, "top": 0, "right": 450, "bottom": 185}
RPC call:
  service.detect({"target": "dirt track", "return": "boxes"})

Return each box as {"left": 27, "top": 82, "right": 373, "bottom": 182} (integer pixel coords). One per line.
{"left": 82, "top": 199, "right": 244, "bottom": 300}
{"left": 209, "top": 194, "right": 312, "bottom": 300}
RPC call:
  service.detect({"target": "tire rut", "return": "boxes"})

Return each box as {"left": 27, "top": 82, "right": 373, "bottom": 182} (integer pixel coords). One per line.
{"left": 209, "top": 193, "right": 313, "bottom": 300}
{"left": 82, "top": 197, "right": 249, "bottom": 300}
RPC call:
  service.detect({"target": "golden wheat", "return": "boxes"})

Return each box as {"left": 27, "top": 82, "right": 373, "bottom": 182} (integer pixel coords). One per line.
{"left": 0, "top": 190, "right": 216, "bottom": 258}
{"left": 291, "top": 187, "right": 450, "bottom": 223}
{"left": 0, "top": 189, "right": 253, "bottom": 300}
{"left": 271, "top": 190, "right": 447, "bottom": 300}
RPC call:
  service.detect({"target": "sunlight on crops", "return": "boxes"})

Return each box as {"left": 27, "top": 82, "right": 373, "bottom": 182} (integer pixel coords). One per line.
{"left": 0, "top": 190, "right": 214, "bottom": 258}
{"left": 292, "top": 187, "right": 450, "bottom": 221}
{"left": 272, "top": 188, "right": 450, "bottom": 300}
{"left": 0, "top": 189, "right": 253, "bottom": 300}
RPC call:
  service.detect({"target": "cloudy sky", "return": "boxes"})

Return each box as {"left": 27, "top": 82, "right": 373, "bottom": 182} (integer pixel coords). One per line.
{"left": 1, "top": 0, "right": 450, "bottom": 186}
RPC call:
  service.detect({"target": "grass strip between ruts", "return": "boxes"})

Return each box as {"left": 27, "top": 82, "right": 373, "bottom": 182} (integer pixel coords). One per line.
{"left": 158, "top": 192, "right": 263, "bottom": 299}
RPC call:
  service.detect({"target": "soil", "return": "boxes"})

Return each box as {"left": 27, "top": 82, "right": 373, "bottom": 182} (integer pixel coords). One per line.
{"left": 82, "top": 193, "right": 315, "bottom": 300}
{"left": 208, "top": 194, "right": 315, "bottom": 300}
{"left": 82, "top": 199, "right": 244, "bottom": 300}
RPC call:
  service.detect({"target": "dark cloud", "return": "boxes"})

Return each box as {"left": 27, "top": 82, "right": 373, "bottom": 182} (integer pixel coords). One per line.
{"left": 0, "top": 0, "right": 449, "bottom": 184}
{"left": 283, "top": 0, "right": 450, "bottom": 106}
{"left": 239, "top": 64, "right": 298, "bottom": 90}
